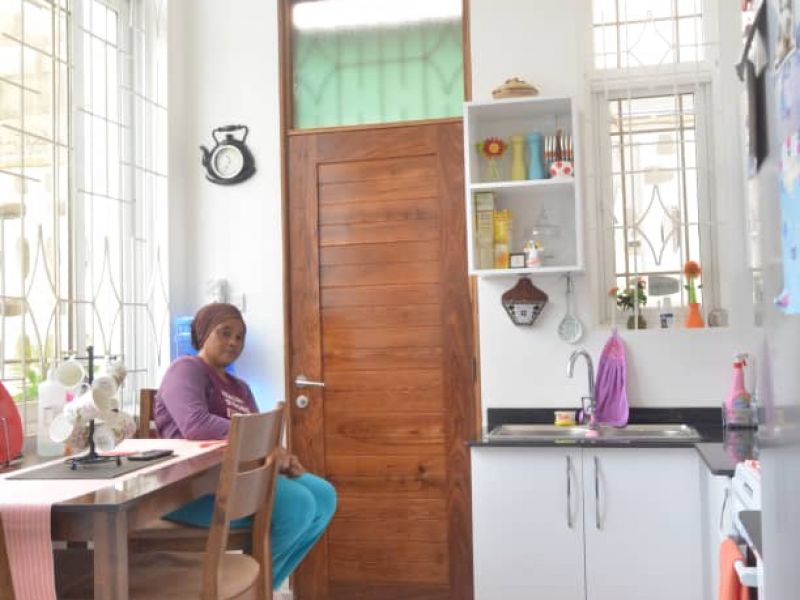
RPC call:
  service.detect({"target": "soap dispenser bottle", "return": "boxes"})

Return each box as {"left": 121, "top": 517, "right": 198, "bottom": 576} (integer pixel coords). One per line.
{"left": 723, "top": 353, "right": 754, "bottom": 428}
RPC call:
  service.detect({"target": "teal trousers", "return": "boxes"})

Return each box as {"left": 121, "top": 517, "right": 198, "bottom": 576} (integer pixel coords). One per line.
{"left": 163, "top": 473, "right": 337, "bottom": 589}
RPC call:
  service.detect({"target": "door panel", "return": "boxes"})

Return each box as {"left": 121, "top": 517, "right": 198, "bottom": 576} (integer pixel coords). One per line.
{"left": 288, "top": 121, "right": 475, "bottom": 600}
{"left": 583, "top": 448, "right": 703, "bottom": 600}
{"left": 471, "top": 448, "right": 585, "bottom": 600}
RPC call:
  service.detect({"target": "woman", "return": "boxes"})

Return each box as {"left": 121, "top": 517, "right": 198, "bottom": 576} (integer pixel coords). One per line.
{"left": 154, "top": 303, "right": 336, "bottom": 590}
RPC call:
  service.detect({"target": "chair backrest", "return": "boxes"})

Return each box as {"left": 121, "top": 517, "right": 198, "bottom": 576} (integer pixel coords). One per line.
{"left": 137, "top": 389, "right": 157, "bottom": 439}
{"left": 0, "top": 515, "right": 15, "bottom": 600}
{"left": 202, "top": 405, "right": 285, "bottom": 599}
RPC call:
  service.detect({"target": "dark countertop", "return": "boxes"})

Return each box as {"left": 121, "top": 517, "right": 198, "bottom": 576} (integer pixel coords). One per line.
{"left": 695, "top": 432, "right": 759, "bottom": 476}
{"left": 469, "top": 407, "right": 725, "bottom": 449}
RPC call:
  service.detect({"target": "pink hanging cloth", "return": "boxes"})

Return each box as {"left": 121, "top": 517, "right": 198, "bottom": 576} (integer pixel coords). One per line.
{"left": 594, "top": 329, "right": 629, "bottom": 426}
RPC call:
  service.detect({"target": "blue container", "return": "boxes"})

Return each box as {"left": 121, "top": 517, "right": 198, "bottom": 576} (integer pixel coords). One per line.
{"left": 171, "top": 315, "right": 195, "bottom": 361}
{"left": 527, "top": 132, "right": 545, "bottom": 180}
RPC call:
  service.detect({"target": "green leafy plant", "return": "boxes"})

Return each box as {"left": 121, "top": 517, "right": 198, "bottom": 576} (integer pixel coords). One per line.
{"left": 12, "top": 369, "right": 42, "bottom": 403}
{"left": 611, "top": 279, "right": 647, "bottom": 312}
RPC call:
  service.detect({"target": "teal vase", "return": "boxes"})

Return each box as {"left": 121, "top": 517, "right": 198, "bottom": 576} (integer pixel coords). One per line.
{"left": 527, "top": 132, "right": 544, "bottom": 180}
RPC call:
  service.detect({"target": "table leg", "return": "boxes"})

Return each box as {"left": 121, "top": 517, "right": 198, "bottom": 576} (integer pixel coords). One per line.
{"left": 93, "top": 511, "right": 128, "bottom": 600}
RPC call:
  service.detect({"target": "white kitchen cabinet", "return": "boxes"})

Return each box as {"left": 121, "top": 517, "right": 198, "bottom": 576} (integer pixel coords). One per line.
{"left": 471, "top": 446, "right": 705, "bottom": 600}
{"left": 471, "top": 447, "right": 585, "bottom": 600}
{"left": 699, "top": 469, "right": 733, "bottom": 599}
{"left": 583, "top": 448, "right": 704, "bottom": 600}
{"left": 463, "top": 96, "right": 584, "bottom": 276}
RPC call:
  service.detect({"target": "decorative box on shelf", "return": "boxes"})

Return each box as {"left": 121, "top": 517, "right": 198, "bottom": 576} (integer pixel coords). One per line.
{"left": 464, "top": 96, "right": 584, "bottom": 277}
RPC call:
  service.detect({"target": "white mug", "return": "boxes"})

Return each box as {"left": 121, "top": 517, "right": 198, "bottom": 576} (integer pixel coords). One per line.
{"left": 92, "top": 423, "right": 117, "bottom": 453}
{"left": 55, "top": 359, "right": 86, "bottom": 390}
{"left": 63, "top": 382, "right": 91, "bottom": 423}
{"left": 104, "top": 410, "right": 136, "bottom": 441}
{"left": 49, "top": 413, "right": 77, "bottom": 444}
{"left": 92, "top": 375, "right": 119, "bottom": 404}
{"left": 73, "top": 387, "right": 102, "bottom": 421}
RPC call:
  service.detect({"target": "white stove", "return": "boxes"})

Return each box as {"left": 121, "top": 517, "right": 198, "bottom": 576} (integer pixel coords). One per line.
{"left": 731, "top": 460, "right": 763, "bottom": 594}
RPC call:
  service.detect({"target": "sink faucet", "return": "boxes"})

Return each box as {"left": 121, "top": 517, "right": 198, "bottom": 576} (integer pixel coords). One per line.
{"left": 567, "top": 349, "right": 595, "bottom": 426}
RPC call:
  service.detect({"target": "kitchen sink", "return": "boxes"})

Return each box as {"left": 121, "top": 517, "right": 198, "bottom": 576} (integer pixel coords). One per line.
{"left": 487, "top": 423, "right": 701, "bottom": 443}
{"left": 595, "top": 423, "right": 701, "bottom": 441}
{"left": 489, "top": 424, "right": 592, "bottom": 439}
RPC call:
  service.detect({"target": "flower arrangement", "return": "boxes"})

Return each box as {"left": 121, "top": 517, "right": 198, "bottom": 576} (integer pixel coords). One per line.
{"left": 683, "top": 260, "right": 705, "bottom": 328}
{"left": 684, "top": 260, "right": 701, "bottom": 303}
{"left": 480, "top": 137, "right": 506, "bottom": 181}
{"left": 482, "top": 137, "right": 506, "bottom": 158}
{"left": 610, "top": 279, "right": 647, "bottom": 312}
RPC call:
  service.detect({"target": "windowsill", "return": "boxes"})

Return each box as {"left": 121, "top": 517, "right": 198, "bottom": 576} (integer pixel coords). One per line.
{"left": 605, "top": 324, "right": 733, "bottom": 334}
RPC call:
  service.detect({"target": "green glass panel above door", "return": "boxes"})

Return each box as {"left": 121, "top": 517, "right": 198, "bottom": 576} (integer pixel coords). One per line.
{"left": 292, "top": 4, "right": 464, "bottom": 129}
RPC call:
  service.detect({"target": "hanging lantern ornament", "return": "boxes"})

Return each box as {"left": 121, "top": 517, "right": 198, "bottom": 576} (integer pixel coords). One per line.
{"left": 501, "top": 277, "right": 549, "bottom": 326}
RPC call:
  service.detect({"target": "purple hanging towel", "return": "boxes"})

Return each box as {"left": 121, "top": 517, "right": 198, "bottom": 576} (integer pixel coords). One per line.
{"left": 594, "top": 329, "right": 629, "bottom": 426}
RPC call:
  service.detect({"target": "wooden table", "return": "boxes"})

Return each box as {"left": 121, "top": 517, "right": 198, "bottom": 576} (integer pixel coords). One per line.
{"left": 4, "top": 441, "right": 224, "bottom": 600}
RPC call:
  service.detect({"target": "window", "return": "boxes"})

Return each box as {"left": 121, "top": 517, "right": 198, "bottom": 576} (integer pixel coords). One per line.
{"left": 593, "top": 0, "right": 704, "bottom": 69}
{"left": 592, "top": 0, "right": 717, "bottom": 324}
{"left": 0, "top": 0, "right": 168, "bottom": 432}
{"left": 290, "top": 0, "right": 465, "bottom": 129}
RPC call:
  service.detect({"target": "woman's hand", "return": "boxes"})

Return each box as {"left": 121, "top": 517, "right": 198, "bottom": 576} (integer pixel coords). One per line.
{"left": 274, "top": 448, "right": 306, "bottom": 478}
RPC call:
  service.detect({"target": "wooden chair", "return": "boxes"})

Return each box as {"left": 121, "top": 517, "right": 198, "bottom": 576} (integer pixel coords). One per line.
{"left": 62, "top": 407, "right": 285, "bottom": 600}
{"left": 137, "top": 388, "right": 157, "bottom": 439}
{"left": 129, "top": 390, "right": 270, "bottom": 554}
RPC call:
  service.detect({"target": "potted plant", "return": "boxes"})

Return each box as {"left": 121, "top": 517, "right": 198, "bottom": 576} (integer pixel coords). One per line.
{"left": 610, "top": 279, "right": 648, "bottom": 329}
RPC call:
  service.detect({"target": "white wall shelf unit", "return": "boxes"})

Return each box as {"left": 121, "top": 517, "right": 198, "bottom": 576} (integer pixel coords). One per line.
{"left": 464, "top": 96, "right": 584, "bottom": 276}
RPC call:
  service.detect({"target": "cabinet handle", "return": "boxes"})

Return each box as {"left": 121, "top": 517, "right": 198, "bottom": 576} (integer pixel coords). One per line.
{"left": 719, "top": 487, "right": 730, "bottom": 531}
{"left": 594, "top": 455, "right": 601, "bottom": 530}
{"left": 566, "top": 455, "right": 573, "bottom": 529}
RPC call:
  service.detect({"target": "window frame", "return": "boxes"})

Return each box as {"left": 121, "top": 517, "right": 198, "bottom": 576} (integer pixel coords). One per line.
{"left": 0, "top": 0, "right": 168, "bottom": 433}
{"left": 591, "top": 69, "right": 720, "bottom": 325}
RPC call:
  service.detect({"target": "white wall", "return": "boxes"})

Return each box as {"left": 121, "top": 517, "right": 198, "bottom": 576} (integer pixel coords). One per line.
{"left": 470, "top": 0, "right": 758, "bottom": 418}
{"left": 167, "top": 0, "right": 284, "bottom": 408}
{"left": 166, "top": 0, "right": 760, "bottom": 417}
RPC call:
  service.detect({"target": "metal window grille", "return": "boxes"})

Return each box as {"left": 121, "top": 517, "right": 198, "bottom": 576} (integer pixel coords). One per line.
{"left": 0, "top": 0, "right": 168, "bottom": 432}
{"left": 593, "top": 0, "right": 704, "bottom": 70}
{"left": 591, "top": 0, "right": 719, "bottom": 325}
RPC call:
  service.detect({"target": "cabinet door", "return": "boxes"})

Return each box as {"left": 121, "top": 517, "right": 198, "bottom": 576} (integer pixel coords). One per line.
{"left": 701, "top": 471, "right": 732, "bottom": 599}
{"left": 583, "top": 448, "right": 704, "bottom": 600}
{"left": 471, "top": 447, "right": 585, "bottom": 600}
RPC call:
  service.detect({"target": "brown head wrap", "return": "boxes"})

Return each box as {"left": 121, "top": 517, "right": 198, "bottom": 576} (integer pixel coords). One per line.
{"left": 190, "top": 303, "right": 246, "bottom": 350}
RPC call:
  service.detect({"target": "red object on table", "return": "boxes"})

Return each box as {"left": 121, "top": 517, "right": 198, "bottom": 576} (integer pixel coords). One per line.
{"left": 0, "top": 381, "right": 23, "bottom": 464}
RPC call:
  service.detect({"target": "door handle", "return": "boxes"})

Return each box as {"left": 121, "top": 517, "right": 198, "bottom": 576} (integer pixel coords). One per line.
{"left": 566, "top": 455, "right": 573, "bottom": 529}
{"left": 719, "top": 487, "right": 730, "bottom": 531}
{"left": 295, "top": 374, "right": 325, "bottom": 388}
{"left": 594, "top": 455, "right": 601, "bottom": 530}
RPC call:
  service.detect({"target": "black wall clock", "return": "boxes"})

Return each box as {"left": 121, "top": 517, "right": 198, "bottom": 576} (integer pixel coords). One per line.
{"left": 200, "top": 124, "right": 256, "bottom": 185}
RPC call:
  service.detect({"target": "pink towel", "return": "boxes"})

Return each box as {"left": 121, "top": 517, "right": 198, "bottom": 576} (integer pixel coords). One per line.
{"left": 1, "top": 504, "right": 55, "bottom": 600}
{"left": 594, "top": 329, "right": 629, "bottom": 426}
{"left": 719, "top": 538, "right": 749, "bottom": 600}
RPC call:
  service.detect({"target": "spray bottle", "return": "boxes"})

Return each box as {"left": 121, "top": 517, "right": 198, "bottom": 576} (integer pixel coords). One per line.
{"left": 723, "top": 353, "right": 755, "bottom": 428}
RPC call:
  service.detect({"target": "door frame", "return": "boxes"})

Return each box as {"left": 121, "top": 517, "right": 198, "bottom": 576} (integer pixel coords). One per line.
{"left": 277, "top": 0, "right": 480, "bottom": 449}
{"left": 276, "top": 3, "right": 481, "bottom": 596}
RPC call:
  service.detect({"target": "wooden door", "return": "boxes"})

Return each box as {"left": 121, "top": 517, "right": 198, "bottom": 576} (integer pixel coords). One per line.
{"left": 288, "top": 120, "right": 476, "bottom": 600}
